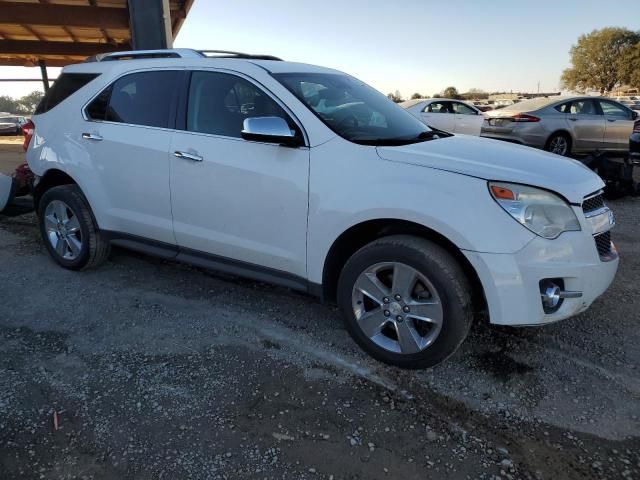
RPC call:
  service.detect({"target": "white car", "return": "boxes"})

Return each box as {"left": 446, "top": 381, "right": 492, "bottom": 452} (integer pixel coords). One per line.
{"left": 24, "top": 49, "right": 617, "bottom": 368}
{"left": 401, "top": 98, "right": 485, "bottom": 135}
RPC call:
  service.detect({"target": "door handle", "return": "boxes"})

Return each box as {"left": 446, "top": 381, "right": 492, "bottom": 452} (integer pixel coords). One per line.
{"left": 82, "top": 133, "right": 103, "bottom": 141}
{"left": 607, "top": 119, "right": 616, "bottom": 122}
{"left": 174, "top": 151, "right": 203, "bottom": 162}
{"left": 568, "top": 118, "right": 578, "bottom": 121}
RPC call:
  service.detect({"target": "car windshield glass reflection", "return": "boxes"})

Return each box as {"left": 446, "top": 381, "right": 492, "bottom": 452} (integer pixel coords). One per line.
{"left": 275, "top": 72, "right": 447, "bottom": 146}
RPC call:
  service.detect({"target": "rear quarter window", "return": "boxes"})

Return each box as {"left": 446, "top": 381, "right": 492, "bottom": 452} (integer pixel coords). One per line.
{"left": 35, "top": 73, "right": 100, "bottom": 115}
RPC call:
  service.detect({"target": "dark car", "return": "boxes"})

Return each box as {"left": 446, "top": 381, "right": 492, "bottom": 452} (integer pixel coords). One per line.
{"left": 0, "top": 115, "right": 27, "bottom": 135}
{"left": 631, "top": 118, "right": 640, "bottom": 161}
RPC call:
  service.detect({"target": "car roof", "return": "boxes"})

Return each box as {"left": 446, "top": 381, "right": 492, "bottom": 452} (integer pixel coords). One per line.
{"left": 498, "top": 96, "right": 591, "bottom": 111}
{"left": 63, "top": 56, "right": 343, "bottom": 77}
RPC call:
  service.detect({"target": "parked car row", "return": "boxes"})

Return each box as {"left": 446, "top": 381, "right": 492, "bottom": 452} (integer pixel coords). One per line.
{"left": 401, "top": 96, "right": 638, "bottom": 157}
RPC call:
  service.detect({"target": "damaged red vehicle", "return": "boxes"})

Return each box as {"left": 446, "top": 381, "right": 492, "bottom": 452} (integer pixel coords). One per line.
{"left": 0, "top": 121, "right": 36, "bottom": 216}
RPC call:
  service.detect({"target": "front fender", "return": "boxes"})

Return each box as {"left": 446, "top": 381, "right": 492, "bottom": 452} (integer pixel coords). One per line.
{"left": 307, "top": 139, "right": 535, "bottom": 284}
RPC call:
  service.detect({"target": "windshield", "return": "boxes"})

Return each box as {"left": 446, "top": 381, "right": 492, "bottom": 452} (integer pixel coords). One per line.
{"left": 274, "top": 72, "right": 440, "bottom": 146}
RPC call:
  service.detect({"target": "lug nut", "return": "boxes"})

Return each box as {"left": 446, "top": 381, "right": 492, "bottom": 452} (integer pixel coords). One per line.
{"left": 396, "top": 315, "right": 403, "bottom": 322}
{"left": 383, "top": 310, "right": 390, "bottom": 317}
{"left": 383, "top": 297, "right": 390, "bottom": 304}
{"left": 403, "top": 306, "right": 410, "bottom": 313}
{"left": 394, "top": 294, "right": 401, "bottom": 301}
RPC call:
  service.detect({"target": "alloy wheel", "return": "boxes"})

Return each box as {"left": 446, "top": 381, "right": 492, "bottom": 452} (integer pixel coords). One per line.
{"left": 351, "top": 262, "right": 443, "bottom": 354}
{"left": 44, "top": 200, "right": 83, "bottom": 260}
{"left": 549, "top": 136, "right": 568, "bottom": 155}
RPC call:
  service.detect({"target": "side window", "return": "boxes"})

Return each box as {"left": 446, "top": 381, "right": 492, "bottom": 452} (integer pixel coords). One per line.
{"left": 186, "top": 71, "right": 293, "bottom": 138}
{"left": 86, "top": 71, "right": 180, "bottom": 128}
{"left": 425, "top": 102, "right": 451, "bottom": 114}
{"left": 599, "top": 100, "right": 630, "bottom": 118}
{"left": 569, "top": 100, "right": 598, "bottom": 115}
{"left": 35, "top": 73, "right": 100, "bottom": 115}
{"left": 554, "top": 102, "right": 571, "bottom": 113}
{"left": 451, "top": 102, "right": 476, "bottom": 115}
{"left": 86, "top": 85, "right": 112, "bottom": 121}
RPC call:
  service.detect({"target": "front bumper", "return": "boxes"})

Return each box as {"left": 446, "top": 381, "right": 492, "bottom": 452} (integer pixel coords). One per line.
{"left": 463, "top": 229, "right": 618, "bottom": 326}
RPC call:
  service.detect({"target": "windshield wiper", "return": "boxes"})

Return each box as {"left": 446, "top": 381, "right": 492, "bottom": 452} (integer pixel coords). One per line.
{"left": 352, "top": 128, "right": 453, "bottom": 146}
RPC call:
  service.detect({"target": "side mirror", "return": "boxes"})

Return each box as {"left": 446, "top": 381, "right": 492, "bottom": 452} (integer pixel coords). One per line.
{"left": 632, "top": 111, "right": 638, "bottom": 120}
{"left": 241, "top": 116, "right": 301, "bottom": 147}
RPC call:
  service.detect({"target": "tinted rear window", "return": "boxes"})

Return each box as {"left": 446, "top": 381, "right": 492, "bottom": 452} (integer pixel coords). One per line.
{"left": 35, "top": 73, "right": 99, "bottom": 115}
{"left": 86, "top": 71, "right": 180, "bottom": 128}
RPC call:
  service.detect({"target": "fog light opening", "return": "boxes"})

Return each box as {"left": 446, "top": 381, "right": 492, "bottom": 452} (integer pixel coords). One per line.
{"left": 539, "top": 279, "right": 565, "bottom": 314}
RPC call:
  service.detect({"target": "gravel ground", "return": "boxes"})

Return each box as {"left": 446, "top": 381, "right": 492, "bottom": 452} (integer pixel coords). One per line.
{"left": 0, "top": 195, "right": 639, "bottom": 479}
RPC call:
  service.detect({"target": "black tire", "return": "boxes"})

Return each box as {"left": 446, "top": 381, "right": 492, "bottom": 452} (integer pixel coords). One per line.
{"left": 545, "top": 132, "right": 572, "bottom": 156}
{"left": 337, "top": 235, "right": 472, "bottom": 369}
{"left": 38, "top": 185, "right": 110, "bottom": 270}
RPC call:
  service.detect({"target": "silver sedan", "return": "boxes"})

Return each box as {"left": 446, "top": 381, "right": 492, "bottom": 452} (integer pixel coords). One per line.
{"left": 481, "top": 96, "right": 637, "bottom": 156}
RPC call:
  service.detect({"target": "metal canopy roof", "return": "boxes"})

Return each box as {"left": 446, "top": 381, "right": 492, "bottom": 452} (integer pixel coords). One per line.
{"left": 0, "top": 0, "right": 194, "bottom": 67}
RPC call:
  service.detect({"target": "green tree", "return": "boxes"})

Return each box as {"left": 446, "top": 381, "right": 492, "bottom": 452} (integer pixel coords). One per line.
{"left": 463, "top": 88, "right": 488, "bottom": 100}
{"left": 621, "top": 42, "right": 640, "bottom": 90}
{"left": 561, "top": 27, "right": 640, "bottom": 94}
{"left": 442, "top": 86, "right": 462, "bottom": 99}
{"left": 410, "top": 92, "right": 425, "bottom": 100}
{"left": 0, "top": 96, "right": 19, "bottom": 113}
{"left": 17, "top": 91, "right": 44, "bottom": 114}
{"left": 387, "top": 90, "right": 404, "bottom": 103}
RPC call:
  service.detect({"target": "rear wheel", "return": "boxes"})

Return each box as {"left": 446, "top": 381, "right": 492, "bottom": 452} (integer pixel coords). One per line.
{"left": 546, "top": 132, "right": 572, "bottom": 156}
{"left": 38, "top": 185, "right": 110, "bottom": 270}
{"left": 337, "top": 235, "right": 473, "bottom": 369}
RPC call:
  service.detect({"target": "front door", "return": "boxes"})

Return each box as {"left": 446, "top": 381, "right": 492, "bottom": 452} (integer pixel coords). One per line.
{"left": 451, "top": 101, "right": 482, "bottom": 135}
{"left": 598, "top": 99, "right": 635, "bottom": 152}
{"left": 169, "top": 70, "right": 309, "bottom": 279}
{"left": 420, "top": 101, "right": 455, "bottom": 132}
{"left": 566, "top": 99, "right": 605, "bottom": 151}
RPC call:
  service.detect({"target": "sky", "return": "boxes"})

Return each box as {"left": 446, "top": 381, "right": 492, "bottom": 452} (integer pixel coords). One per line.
{"left": 1, "top": 0, "right": 639, "bottom": 99}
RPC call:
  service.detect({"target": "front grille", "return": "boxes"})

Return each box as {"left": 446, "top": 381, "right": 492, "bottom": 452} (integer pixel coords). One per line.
{"left": 594, "top": 231, "right": 612, "bottom": 257}
{"left": 582, "top": 192, "right": 605, "bottom": 214}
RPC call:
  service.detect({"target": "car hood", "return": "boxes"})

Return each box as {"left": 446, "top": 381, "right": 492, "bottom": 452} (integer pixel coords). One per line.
{"left": 376, "top": 135, "right": 603, "bottom": 203}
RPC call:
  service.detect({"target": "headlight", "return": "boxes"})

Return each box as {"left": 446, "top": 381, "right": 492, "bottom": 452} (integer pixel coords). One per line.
{"left": 488, "top": 182, "right": 581, "bottom": 239}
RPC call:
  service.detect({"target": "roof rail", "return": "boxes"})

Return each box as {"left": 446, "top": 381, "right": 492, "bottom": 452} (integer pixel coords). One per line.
{"left": 199, "top": 50, "right": 283, "bottom": 61}
{"left": 83, "top": 49, "right": 282, "bottom": 63}
{"left": 85, "top": 49, "right": 205, "bottom": 63}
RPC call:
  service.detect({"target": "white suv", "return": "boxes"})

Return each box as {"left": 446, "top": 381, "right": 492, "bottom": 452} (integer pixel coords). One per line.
{"left": 25, "top": 49, "right": 618, "bottom": 368}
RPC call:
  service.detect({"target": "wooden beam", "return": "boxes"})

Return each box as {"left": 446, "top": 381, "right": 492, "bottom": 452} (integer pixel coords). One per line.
{"left": 38, "top": 0, "right": 79, "bottom": 42}
{"left": 22, "top": 25, "right": 45, "bottom": 42}
{"left": 0, "top": 58, "right": 75, "bottom": 67}
{"left": 1, "top": 2, "right": 130, "bottom": 29}
{"left": 87, "top": 0, "right": 117, "bottom": 45}
{"left": 0, "top": 40, "right": 131, "bottom": 57}
{"left": 171, "top": 0, "right": 192, "bottom": 37}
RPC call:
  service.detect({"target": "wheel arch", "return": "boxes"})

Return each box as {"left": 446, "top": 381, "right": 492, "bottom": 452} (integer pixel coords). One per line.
{"left": 321, "top": 218, "right": 487, "bottom": 319}
{"left": 33, "top": 168, "right": 80, "bottom": 212}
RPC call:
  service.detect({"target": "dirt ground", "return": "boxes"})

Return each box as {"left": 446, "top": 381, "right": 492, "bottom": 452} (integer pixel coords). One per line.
{"left": 0, "top": 141, "right": 639, "bottom": 479}
{"left": 0, "top": 136, "right": 24, "bottom": 175}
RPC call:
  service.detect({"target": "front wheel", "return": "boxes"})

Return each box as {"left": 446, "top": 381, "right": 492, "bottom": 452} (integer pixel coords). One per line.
{"left": 337, "top": 235, "right": 473, "bottom": 369}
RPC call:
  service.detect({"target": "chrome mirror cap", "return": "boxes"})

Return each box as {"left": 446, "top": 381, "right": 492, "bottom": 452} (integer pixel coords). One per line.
{"left": 241, "top": 116, "right": 299, "bottom": 146}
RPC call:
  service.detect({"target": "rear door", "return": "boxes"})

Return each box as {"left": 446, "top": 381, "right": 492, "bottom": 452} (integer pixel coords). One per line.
{"left": 81, "top": 70, "right": 181, "bottom": 244}
{"left": 598, "top": 99, "right": 634, "bottom": 152}
{"left": 420, "top": 101, "right": 455, "bottom": 132}
{"left": 451, "top": 101, "right": 483, "bottom": 135}
{"left": 566, "top": 99, "right": 605, "bottom": 151}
